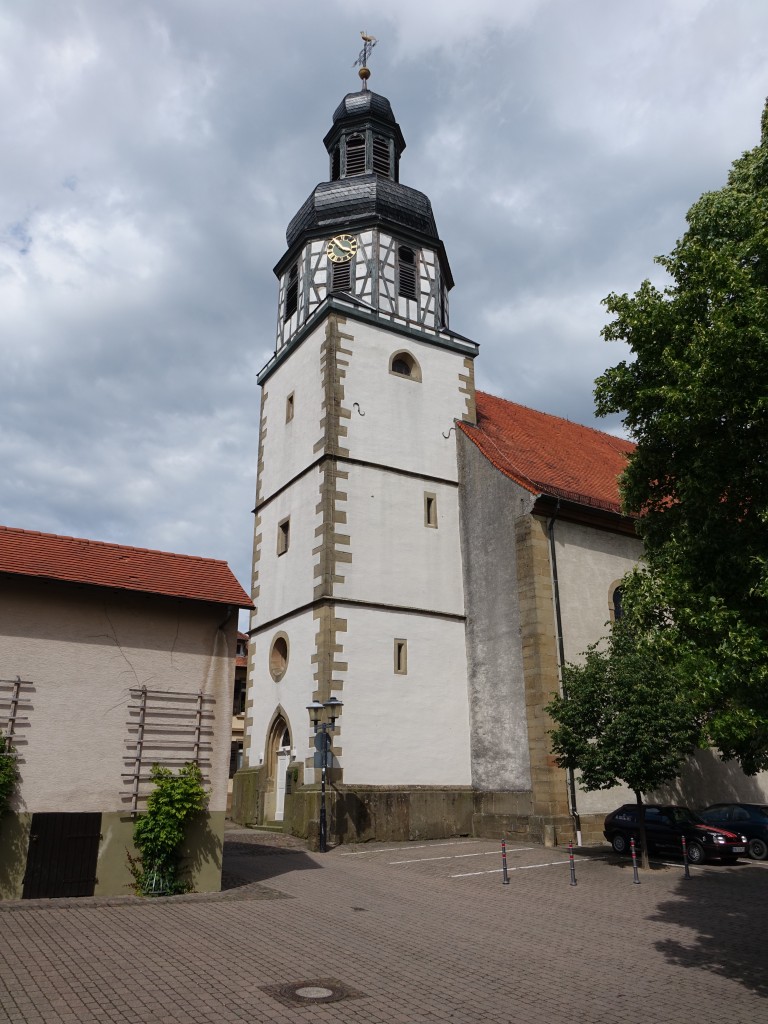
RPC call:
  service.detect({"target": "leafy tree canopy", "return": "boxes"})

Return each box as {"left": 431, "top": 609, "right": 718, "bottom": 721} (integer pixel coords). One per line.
{"left": 595, "top": 100, "right": 768, "bottom": 773}
{"left": 546, "top": 615, "right": 701, "bottom": 798}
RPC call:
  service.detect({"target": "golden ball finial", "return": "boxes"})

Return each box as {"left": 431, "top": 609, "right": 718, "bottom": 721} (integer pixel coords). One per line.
{"left": 358, "top": 66, "right": 371, "bottom": 81}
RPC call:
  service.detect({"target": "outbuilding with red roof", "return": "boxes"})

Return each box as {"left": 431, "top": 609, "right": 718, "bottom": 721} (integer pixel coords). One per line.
{"left": 0, "top": 526, "right": 252, "bottom": 899}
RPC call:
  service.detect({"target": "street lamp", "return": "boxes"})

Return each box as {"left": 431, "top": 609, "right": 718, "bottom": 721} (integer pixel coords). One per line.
{"left": 306, "top": 697, "right": 343, "bottom": 852}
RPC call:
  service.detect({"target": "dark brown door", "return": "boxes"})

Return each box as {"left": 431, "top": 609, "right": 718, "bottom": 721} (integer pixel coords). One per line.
{"left": 23, "top": 813, "right": 102, "bottom": 899}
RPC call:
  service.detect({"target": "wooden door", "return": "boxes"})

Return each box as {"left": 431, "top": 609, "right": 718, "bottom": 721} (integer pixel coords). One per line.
{"left": 22, "top": 813, "right": 102, "bottom": 899}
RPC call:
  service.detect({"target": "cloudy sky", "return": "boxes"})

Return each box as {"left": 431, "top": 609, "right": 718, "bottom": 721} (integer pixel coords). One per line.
{"left": 2, "top": 0, "right": 767, "bottom": 622}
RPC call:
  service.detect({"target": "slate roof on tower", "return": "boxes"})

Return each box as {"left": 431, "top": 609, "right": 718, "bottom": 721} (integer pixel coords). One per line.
{"left": 278, "top": 88, "right": 452, "bottom": 287}
{"left": 0, "top": 525, "right": 253, "bottom": 608}
{"left": 458, "top": 391, "right": 636, "bottom": 516}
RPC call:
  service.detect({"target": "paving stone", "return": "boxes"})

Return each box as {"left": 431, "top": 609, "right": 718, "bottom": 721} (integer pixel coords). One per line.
{"left": 1, "top": 831, "right": 766, "bottom": 1022}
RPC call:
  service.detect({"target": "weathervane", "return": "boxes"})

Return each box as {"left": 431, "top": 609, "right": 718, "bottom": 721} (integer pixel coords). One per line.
{"left": 353, "top": 31, "right": 377, "bottom": 90}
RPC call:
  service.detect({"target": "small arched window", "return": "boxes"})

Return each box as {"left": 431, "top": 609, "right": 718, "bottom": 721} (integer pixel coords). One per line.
{"left": 612, "top": 586, "right": 623, "bottom": 621}
{"left": 372, "top": 136, "right": 390, "bottom": 177}
{"left": 284, "top": 264, "right": 298, "bottom": 321}
{"left": 345, "top": 133, "right": 366, "bottom": 175}
{"left": 389, "top": 350, "right": 422, "bottom": 382}
{"left": 398, "top": 245, "right": 418, "bottom": 300}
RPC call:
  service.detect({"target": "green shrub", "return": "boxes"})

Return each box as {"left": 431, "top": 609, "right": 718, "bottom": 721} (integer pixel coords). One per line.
{"left": 0, "top": 735, "right": 18, "bottom": 816}
{"left": 129, "top": 762, "right": 208, "bottom": 896}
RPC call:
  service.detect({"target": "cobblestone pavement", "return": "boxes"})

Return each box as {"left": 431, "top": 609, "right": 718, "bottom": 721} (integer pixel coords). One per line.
{"left": 1, "top": 825, "right": 766, "bottom": 1023}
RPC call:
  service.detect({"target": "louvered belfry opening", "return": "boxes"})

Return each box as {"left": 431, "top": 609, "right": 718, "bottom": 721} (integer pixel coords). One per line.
{"left": 398, "top": 245, "right": 417, "bottom": 299}
{"left": 372, "top": 136, "right": 390, "bottom": 177}
{"left": 331, "top": 146, "right": 341, "bottom": 181}
{"left": 345, "top": 133, "right": 366, "bottom": 175}
{"left": 284, "top": 263, "right": 299, "bottom": 320}
{"left": 332, "top": 260, "right": 352, "bottom": 292}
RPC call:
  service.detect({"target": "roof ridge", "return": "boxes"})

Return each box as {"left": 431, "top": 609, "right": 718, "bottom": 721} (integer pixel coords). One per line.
{"left": 0, "top": 524, "right": 228, "bottom": 567}
{"left": 476, "top": 390, "right": 634, "bottom": 452}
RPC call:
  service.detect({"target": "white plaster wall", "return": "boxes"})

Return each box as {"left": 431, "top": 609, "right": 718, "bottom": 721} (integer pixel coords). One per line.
{"left": 339, "top": 606, "right": 471, "bottom": 786}
{"left": 342, "top": 320, "right": 468, "bottom": 480}
{"left": 0, "top": 579, "right": 236, "bottom": 814}
{"left": 259, "top": 321, "right": 325, "bottom": 501}
{"left": 246, "top": 608, "right": 317, "bottom": 771}
{"left": 340, "top": 465, "right": 464, "bottom": 615}
{"left": 552, "top": 520, "right": 643, "bottom": 664}
{"left": 255, "top": 467, "right": 322, "bottom": 624}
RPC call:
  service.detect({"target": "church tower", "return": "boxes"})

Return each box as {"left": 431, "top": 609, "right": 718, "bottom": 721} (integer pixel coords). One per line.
{"left": 238, "top": 62, "right": 479, "bottom": 837}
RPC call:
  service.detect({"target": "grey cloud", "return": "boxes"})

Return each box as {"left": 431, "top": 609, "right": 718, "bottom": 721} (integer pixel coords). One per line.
{"left": 2, "top": 0, "right": 767, "bottom": 626}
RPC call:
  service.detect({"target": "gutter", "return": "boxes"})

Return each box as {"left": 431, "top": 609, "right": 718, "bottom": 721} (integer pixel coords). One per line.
{"left": 547, "top": 505, "right": 583, "bottom": 847}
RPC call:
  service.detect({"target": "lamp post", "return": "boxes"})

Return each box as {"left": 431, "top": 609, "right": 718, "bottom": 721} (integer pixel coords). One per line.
{"left": 306, "top": 697, "right": 343, "bottom": 853}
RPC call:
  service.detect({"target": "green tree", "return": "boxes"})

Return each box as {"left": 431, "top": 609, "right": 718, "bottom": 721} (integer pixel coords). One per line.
{"left": 595, "top": 100, "right": 768, "bottom": 773}
{"left": 546, "top": 616, "right": 702, "bottom": 868}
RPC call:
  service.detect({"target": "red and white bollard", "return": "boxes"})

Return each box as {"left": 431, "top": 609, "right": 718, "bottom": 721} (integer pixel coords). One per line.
{"left": 630, "top": 836, "right": 641, "bottom": 884}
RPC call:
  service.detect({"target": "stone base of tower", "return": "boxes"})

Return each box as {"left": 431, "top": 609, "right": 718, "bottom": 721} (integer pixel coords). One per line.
{"left": 231, "top": 771, "right": 584, "bottom": 850}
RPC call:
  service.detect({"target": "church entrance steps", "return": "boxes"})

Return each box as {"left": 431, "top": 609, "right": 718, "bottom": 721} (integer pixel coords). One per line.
{"left": 245, "top": 822, "right": 284, "bottom": 834}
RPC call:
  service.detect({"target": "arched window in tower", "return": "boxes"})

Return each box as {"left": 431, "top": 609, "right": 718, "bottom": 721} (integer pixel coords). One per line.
{"left": 389, "top": 350, "right": 422, "bottom": 381}
{"left": 331, "top": 146, "right": 341, "bottom": 181}
{"left": 372, "top": 136, "right": 390, "bottom": 177}
{"left": 284, "top": 264, "right": 299, "bottom": 321}
{"left": 345, "top": 133, "right": 366, "bottom": 176}
{"left": 611, "top": 586, "right": 624, "bottom": 621}
{"left": 398, "top": 245, "right": 418, "bottom": 300}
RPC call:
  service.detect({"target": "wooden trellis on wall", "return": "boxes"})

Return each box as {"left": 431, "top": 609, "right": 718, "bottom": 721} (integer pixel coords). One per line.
{"left": 0, "top": 675, "right": 34, "bottom": 760}
{"left": 122, "top": 686, "right": 215, "bottom": 814}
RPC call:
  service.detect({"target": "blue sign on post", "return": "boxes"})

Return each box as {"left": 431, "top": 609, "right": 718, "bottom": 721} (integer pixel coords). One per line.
{"left": 313, "top": 731, "right": 332, "bottom": 768}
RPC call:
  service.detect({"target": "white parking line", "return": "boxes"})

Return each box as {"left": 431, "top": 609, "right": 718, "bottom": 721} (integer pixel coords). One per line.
{"left": 340, "top": 840, "right": 481, "bottom": 857}
{"left": 390, "top": 847, "right": 536, "bottom": 865}
{"left": 451, "top": 860, "right": 569, "bottom": 878}
{"left": 390, "top": 855, "right": 454, "bottom": 864}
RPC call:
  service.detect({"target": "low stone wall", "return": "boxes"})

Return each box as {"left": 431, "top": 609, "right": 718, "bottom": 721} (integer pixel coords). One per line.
{"left": 230, "top": 773, "right": 597, "bottom": 851}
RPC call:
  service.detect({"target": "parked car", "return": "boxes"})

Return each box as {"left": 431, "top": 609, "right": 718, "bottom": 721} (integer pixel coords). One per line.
{"left": 603, "top": 804, "right": 748, "bottom": 863}
{"left": 700, "top": 803, "right": 768, "bottom": 861}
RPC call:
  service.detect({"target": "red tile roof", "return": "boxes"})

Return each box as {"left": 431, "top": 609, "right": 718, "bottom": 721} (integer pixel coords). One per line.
{"left": 0, "top": 526, "right": 254, "bottom": 608}
{"left": 458, "top": 392, "right": 636, "bottom": 515}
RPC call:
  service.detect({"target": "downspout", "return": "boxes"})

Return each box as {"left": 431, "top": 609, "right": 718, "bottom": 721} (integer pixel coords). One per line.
{"left": 548, "top": 507, "right": 582, "bottom": 847}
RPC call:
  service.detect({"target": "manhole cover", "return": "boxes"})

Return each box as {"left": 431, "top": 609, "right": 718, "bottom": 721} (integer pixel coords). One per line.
{"left": 260, "top": 978, "right": 365, "bottom": 1007}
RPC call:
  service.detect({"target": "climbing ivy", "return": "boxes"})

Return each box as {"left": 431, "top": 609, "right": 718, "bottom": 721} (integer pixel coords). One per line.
{"left": 0, "top": 735, "right": 18, "bottom": 816}
{"left": 128, "top": 762, "right": 208, "bottom": 896}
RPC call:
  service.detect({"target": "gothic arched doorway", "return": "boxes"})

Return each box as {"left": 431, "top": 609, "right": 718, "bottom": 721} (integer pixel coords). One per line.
{"left": 265, "top": 714, "right": 292, "bottom": 823}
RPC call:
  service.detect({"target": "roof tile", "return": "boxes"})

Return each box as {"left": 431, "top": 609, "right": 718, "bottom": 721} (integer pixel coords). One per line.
{"left": 0, "top": 526, "right": 253, "bottom": 608}
{"left": 458, "top": 392, "right": 635, "bottom": 515}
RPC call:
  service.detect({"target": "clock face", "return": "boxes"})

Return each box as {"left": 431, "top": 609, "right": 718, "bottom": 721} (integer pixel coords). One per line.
{"left": 326, "top": 234, "right": 358, "bottom": 263}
